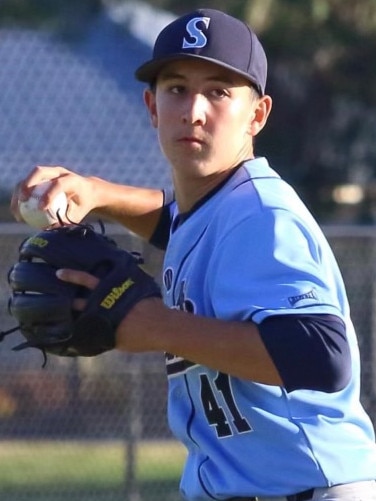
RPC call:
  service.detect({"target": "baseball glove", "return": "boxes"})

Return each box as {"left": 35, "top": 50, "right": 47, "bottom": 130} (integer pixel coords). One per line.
{"left": 3, "top": 224, "right": 161, "bottom": 364}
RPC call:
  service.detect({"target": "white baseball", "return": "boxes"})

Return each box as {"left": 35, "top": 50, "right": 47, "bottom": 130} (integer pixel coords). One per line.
{"left": 18, "top": 181, "right": 68, "bottom": 229}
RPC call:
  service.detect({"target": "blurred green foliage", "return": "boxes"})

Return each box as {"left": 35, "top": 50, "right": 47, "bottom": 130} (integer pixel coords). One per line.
{"left": 1, "top": 0, "right": 376, "bottom": 221}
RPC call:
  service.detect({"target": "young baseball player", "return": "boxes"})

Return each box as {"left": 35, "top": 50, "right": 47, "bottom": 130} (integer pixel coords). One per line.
{"left": 12, "top": 8, "right": 376, "bottom": 501}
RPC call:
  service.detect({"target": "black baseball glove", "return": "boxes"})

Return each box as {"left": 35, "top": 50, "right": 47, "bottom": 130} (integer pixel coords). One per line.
{"left": 3, "top": 224, "right": 161, "bottom": 364}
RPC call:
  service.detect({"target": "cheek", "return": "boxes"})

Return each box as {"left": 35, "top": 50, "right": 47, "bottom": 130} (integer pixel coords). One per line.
{"left": 225, "top": 99, "right": 251, "bottom": 126}
{"left": 217, "top": 109, "right": 252, "bottom": 140}
{"left": 153, "top": 98, "right": 177, "bottom": 129}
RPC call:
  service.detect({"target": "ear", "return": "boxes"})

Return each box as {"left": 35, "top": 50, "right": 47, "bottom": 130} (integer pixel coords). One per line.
{"left": 143, "top": 88, "right": 158, "bottom": 128}
{"left": 248, "top": 95, "right": 273, "bottom": 136}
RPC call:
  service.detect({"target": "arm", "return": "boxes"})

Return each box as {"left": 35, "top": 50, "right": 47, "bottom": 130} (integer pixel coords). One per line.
{"left": 11, "top": 166, "right": 164, "bottom": 240}
{"left": 89, "top": 177, "right": 164, "bottom": 240}
{"left": 60, "top": 265, "right": 282, "bottom": 386}
{"left": 117, "top": 298, "right": 284, "bottom": 386}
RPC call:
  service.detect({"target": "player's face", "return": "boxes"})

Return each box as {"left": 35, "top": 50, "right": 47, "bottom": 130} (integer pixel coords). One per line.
{"left": 144, "top": 59, "right": 271, "bottom": 190}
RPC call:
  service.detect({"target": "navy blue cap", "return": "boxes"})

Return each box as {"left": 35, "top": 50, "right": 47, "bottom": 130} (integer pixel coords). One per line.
{"left": 135, "top": 9, "right": 267, "bottom": 95}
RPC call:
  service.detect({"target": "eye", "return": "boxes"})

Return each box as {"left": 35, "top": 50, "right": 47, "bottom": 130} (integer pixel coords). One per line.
{"left": 169, "top": 85, "right": 185, "bottom": 94}
{"left": 210, "top": 88, "right": 229, "bottom": 99}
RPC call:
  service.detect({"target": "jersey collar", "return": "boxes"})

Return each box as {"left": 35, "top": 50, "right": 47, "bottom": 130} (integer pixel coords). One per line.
{"left": 172, "top": 157, "right": 278, "bottom": 230}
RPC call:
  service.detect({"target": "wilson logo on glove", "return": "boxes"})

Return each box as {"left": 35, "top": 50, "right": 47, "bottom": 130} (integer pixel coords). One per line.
{"left": 100, "top": 278, "right": 135, "bottom": 309}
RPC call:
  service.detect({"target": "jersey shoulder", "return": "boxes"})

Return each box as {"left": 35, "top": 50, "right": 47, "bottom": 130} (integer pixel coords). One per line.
{"left": 210, "top": 159, "right": 312, "bottom": 234}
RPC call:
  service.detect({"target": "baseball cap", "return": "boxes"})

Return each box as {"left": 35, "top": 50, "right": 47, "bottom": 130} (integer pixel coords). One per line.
{"left": 135, "top": 9, "right": 267, "bottom": 95}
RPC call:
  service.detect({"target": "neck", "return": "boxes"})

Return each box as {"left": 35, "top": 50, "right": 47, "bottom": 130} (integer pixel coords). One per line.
{"left": 173, "top": 167, "right": 239, "bottom": 213}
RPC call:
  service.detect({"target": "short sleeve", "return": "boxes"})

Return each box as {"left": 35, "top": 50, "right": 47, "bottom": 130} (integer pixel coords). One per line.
{"left": 206, "top": 209, "right": 342, "bottom": 323}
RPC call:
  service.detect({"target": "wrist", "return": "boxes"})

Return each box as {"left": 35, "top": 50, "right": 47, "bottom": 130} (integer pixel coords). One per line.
{"left": 115, "top": 297, "right": 166, "bottom": 352}
{"left": 86, "top": 176, "right": 109, "bottom": 212}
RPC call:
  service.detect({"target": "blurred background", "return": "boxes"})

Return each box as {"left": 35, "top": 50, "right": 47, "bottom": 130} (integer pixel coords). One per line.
{"left": 0, "top": 1, "right": 375, "bottom": 500}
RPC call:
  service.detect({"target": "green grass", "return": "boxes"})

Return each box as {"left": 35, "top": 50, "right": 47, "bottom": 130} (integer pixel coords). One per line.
{"left": 0, "top": 439, "right": 186, "bottom": 501}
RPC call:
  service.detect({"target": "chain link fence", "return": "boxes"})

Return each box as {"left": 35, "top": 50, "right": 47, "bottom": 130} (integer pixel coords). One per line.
{"left": 0, "top": 223, "right": 183, "bottom": 501}
{"left": 0, "top": 223, "right": 374, "bottom": 500}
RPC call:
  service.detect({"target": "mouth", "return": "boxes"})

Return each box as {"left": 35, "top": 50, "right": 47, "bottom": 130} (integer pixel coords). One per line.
{"left": 178, "top": 136, "right": 205, "bottom": 146}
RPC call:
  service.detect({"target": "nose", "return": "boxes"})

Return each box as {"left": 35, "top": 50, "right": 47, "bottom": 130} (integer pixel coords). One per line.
{"left": 181, "top": 93, "right": 207, "bottom": 125}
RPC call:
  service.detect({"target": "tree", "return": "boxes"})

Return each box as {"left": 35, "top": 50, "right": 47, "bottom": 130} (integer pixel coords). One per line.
{"left": 243, "top": 0, "right": 376, "bottom": 220}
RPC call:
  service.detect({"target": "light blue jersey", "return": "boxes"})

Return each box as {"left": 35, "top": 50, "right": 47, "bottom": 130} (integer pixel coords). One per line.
{"left": 162, "top": 158, "right": 376, "bottom": 501}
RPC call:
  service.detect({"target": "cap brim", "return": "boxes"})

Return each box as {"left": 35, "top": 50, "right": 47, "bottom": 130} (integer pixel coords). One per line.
{"left": 135, "top": 53, "right": 263, "bottom": 94}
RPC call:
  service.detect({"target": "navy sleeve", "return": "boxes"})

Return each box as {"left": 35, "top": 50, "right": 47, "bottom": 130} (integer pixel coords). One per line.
{"left": 149, "top": 188, "right": 175, "bottom": 250}
{"left": 258, "top": 314, "right": 351, "bottom": 393}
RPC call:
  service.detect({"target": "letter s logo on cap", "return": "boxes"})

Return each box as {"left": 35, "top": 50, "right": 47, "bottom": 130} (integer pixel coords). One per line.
{"left": 182, "top": 17, "right": 210, "bottom": 49}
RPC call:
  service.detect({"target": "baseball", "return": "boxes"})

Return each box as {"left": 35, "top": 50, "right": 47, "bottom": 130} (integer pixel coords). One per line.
{"left": 18, "top": 181, "right": 68, "bottom": 229}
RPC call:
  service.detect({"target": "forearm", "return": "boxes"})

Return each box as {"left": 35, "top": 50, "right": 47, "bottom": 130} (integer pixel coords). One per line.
{"left": 116, "top": 298, "right": 283, "bottom": 386}
{"left": 89, "top": 177, "right": 164, "bottom": 240}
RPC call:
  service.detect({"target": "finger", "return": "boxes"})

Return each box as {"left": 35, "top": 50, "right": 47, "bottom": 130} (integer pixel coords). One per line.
{"left": 22, "top": 165, "right": 70, "bottom": 190}
{"left": 10, "top": 181, "right": 25, "bottom": 221}
{"left": 56, "top": 269, "right": 99, "bottom": 290}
